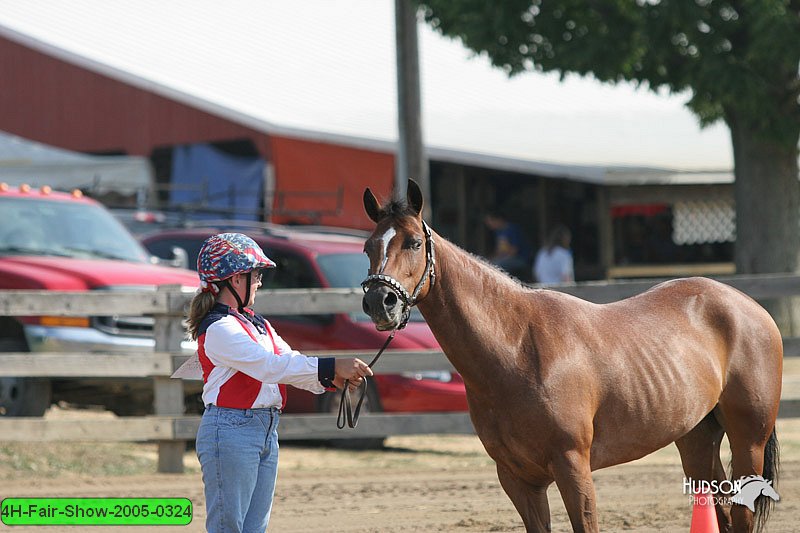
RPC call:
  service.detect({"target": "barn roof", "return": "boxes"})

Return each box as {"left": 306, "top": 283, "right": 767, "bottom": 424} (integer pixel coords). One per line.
{"left": 0, "top": 0, "right": 735, "bottom": 185}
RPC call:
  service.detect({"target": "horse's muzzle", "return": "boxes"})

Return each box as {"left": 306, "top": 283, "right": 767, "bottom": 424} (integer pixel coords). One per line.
{"left": 362, "top": 286, "right": 403, "bottom": 330}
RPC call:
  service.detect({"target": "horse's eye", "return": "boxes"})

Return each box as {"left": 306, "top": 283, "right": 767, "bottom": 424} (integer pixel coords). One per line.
{"left": 407, "top": 239, "right": 422, "bottom": 251}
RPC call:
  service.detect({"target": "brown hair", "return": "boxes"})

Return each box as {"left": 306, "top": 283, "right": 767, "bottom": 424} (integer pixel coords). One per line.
{"left": 545, "top": 224, "right": 571, "bottom": 252}
{"left": 186, "top": 291, "right": 217, "bottom": 340}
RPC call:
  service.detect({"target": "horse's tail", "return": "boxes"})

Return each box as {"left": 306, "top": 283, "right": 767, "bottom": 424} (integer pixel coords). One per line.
{"left": 755, "top": 427, "right": 780, "bottom": 533}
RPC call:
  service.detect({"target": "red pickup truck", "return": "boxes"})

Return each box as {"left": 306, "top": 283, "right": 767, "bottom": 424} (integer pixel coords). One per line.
{"left": 0, "top": 184, "right": 199, "bottom": 416}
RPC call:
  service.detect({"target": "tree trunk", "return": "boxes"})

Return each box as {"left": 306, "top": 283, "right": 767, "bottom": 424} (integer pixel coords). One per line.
{"left": 730, "top": 117, "right": 800, "bottom": 335}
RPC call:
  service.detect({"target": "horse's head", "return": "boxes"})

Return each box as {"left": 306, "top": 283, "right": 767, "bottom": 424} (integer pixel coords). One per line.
{"left": 361, "top": 179, "right": 435, "bottom": 331}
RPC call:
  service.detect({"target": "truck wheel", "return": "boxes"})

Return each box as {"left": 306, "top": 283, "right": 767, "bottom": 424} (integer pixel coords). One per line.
{"left": 317, "top": 378, "right": 386, "bottom": 450}
{"left": 0, "top": 378, "right": 51, "bottom": 416}
{"left": 0, "top": 337, "right": 51, "bottom": 416}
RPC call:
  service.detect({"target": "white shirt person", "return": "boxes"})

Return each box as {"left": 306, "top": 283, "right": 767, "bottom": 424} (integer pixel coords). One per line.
{"left": 533, "top": 225, "right": 574, "bottom": 285}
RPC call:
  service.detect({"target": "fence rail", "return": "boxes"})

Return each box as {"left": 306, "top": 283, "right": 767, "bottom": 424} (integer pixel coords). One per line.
{"left": 1, "top": 413, "right": 477, "bottom": 443}
{"left": 5, "top": 273, "right": 800, "bottom": 314}
{"left": 2, "top": 274, "right": 800, "bottom": 472}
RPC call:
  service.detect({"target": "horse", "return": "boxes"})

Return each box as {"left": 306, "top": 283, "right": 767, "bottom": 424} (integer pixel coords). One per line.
{"left": 360, "top": 180, "right": 782, "bottom": 533}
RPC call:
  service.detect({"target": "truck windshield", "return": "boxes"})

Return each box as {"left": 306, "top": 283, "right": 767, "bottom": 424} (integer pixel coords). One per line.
{"left": 317, "top": 252, "right": 424, "bottom": 323}
{"left": 0, "top": 197, "right": 150, "bottom": 263}
{"left": 316, "top": 252, "right": 369, "bottom": 289}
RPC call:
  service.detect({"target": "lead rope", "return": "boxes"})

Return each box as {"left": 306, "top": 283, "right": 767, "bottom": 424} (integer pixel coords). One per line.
{"left": 337, "top": 330, "right": 397, "bottom": 429}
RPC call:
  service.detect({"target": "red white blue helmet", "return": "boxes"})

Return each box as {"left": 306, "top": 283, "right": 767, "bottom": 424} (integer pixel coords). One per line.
{"left": 197, "top": 233, "right": 275, "bottom": 294}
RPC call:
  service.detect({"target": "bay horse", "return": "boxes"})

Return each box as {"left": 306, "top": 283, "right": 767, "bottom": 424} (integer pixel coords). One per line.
{"left": 360, "top": 180, "right": 782, "bottom": 533}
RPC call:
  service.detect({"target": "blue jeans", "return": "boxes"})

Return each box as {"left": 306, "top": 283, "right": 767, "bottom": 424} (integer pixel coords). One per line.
{"left": 196, "top": 405, "right": 280, "bottom": 533}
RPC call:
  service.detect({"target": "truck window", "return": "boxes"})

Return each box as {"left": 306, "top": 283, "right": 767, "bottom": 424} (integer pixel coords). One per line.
{"left": 0, "top": 197, "right": 149, "bottom": 263}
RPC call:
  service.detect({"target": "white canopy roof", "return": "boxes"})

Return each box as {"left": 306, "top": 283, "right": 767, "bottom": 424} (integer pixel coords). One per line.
{"left": 0, "top": 0, "right": 734, "bottom": 183}
{"left": 0, "top": 130, "right": 153, "bottom": 194}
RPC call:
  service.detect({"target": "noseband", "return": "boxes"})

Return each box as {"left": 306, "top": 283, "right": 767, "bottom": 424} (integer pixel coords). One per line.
{"left": 360, "top": 220, "right": 436, "bottom": 330}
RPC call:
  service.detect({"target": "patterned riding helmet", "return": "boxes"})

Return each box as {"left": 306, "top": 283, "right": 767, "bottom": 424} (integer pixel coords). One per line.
{"left": 197, "top": 233, "right": 275, "bottom": 294}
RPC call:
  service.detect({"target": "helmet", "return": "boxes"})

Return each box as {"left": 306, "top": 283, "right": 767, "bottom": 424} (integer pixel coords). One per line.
{"left": 197, "top": 233, "right": 275, "bottom": 293}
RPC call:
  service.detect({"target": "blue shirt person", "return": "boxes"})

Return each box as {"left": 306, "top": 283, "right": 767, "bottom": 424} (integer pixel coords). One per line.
{"left": 484, "top": 213, "right": 531, "bottom": 276}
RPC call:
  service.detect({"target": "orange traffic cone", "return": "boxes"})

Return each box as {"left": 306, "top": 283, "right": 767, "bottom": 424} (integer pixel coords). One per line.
{"left": 690, "top": 490, "right": 720, "bottom": 533}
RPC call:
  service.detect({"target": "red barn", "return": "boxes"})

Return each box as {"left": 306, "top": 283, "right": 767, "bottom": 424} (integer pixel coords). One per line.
{"left": 0, "top": 1, "right": 735, "bottom": 280}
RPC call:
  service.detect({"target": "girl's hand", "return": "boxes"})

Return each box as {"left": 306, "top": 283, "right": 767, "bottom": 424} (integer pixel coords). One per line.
{"left": 334, "top": 357, "right": 373, "bottom": 381}
{"left": 332, "top": 375, "right": 362, "bottom": 391}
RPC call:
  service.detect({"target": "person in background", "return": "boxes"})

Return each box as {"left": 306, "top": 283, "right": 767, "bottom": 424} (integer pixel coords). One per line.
{"left": 186, "top": 232, "right": 372, "bottom": 533}
{"left": 484, "top": 212, "right": 531, "bottom": 277}
{"left": 533, "top": 224, "right": 574, "bottom": 285}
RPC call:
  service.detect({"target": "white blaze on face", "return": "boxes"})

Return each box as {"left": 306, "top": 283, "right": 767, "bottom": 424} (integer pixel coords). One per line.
{"left": 379, "top": 226, "right": 396, "bottom": 273}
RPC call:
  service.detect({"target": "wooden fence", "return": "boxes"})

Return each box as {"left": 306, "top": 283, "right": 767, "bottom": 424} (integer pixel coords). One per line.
{"left": 1, "top": 274, "right": 800, "bottom": 473}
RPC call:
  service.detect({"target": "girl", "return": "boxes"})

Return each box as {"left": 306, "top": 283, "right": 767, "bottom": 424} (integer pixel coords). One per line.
{"left": 186, "top": 232, "right": 371, "bottom": 532}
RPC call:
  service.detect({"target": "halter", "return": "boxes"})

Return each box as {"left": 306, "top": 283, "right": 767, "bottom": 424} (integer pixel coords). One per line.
{"left": 337, "top": 220, "right": 436, "bottom": 429}
{"left": 360, "top": 219, "right": 436, "bottom": 330}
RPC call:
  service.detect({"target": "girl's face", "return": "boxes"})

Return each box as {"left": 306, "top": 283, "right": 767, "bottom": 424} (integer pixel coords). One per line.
{"left": 246, "top": 269, "right": 263, "bottom": 306}
{"left": 233, "top": 269, "right": 263, "bottom": 307}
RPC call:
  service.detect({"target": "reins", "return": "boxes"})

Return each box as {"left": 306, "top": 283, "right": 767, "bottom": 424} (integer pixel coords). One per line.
{"left": 337, "top": 219, "right": 436, "bottom": 429}
{"left": 336, "top": 330, "right": 396, "bottom": 429}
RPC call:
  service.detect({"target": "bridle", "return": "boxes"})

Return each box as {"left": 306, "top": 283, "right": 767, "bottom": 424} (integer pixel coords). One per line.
{"left": 360, "top": 219, "right": 436, "bottom": 330}
{"left": 336, "top": 219, "right": 436, "bottom": 429}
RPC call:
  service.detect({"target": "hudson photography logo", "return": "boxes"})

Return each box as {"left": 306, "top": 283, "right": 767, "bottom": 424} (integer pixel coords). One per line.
{"left": 683, "top": 476, "right": 780, "bottom": 510}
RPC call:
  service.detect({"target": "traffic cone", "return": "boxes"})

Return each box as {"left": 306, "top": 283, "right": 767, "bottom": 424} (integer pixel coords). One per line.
{"left": 690, "top": 490, "right": 720, "bottom": 533}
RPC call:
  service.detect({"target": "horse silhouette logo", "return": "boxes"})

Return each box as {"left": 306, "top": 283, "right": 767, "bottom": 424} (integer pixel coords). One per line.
{"left": 730, "top": 475, "right": 780, "bottom": 512}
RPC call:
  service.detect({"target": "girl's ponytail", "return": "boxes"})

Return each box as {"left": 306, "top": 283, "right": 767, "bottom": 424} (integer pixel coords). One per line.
{"left": 186, "top": 291, "right": 216, "bottom": 340}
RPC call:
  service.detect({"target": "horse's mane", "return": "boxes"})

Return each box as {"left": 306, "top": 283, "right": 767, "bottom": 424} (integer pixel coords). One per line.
{"left": 464, "top": 247, "right": 532, "bottom": 290}
{"left": 378, "top": 199, "right": 418, "bottom": 220}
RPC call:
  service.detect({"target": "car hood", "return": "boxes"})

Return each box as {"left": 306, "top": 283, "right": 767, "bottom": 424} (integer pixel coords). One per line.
{"left": 379, "top": 321, "right": 441, "bottom": 349}
{"left": 0, "top": 256, "right": 199, "bottom": 290}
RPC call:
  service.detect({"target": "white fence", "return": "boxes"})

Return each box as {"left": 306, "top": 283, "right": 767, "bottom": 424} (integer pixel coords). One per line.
{"left": 1, "top": 275, "right": 800, "bottom": 473}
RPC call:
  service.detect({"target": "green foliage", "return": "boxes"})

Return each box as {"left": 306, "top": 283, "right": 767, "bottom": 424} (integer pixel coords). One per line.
{"left": 420, "top": 0, "right": 800, "bottom": 145}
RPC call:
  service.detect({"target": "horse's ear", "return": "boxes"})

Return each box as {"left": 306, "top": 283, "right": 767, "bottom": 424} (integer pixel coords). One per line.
{"left": 363, "top": 188, "right": 382, "bottom": 223}
{"left": 407, "top": 179, "right": 424, "bottom": 218}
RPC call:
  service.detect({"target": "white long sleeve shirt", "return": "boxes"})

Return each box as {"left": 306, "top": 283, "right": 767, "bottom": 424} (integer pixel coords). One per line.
{"left": 197, "top": 305, "right": 326, "bottom": 409}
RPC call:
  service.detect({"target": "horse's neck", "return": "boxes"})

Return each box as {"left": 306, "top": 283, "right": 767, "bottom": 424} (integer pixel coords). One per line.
{"left": 418, "top": 235, "right": 529, "bottom": 385}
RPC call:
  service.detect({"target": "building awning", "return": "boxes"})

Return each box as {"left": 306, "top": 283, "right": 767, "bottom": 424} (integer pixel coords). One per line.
{"left": 0, "top": 130, "right": 153, "bottom": 194}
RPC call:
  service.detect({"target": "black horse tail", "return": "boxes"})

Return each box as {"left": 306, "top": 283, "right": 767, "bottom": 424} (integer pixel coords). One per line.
{"left": 755, "top": 427, "right": 780, "bottom": 533}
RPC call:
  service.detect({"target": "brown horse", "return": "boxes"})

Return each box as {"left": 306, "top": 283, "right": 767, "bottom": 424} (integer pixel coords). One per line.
{"left": 361, "top": 180, "right": 782, "bottom": 533}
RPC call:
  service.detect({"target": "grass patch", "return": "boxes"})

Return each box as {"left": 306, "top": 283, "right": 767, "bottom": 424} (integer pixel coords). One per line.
{"left": 0, "top": 442, "right": 160, "bottom": 479}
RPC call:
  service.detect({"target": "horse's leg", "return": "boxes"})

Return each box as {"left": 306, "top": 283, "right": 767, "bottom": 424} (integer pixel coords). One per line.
{"left": 551, "top": 449, "right": 598, "bottom": 533}
{"left": 496, "top": 464, "right": 552, "bottom": 532}
{"left": 675, "top": 411, "right": 732, "bottom": 532}
{"left": 717, "top": 394, "right": 778, "bottom": 533}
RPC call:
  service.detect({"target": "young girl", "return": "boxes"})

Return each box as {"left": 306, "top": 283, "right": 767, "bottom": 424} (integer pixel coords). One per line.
{"left": 186, "top": 232, "right": 371, "bottom": 532}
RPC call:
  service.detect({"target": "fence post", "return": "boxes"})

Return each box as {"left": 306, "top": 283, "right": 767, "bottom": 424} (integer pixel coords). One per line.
{"left": 153, "top": 285, "right": 186, "bottom": 473}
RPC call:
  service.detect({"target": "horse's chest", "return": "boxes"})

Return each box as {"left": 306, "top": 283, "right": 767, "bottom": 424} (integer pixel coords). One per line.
{"left": 469, "top": 404, "right": 552, "bottom": 482}
{"left": 478, "top": 431, "right": 551, "bottom": 482}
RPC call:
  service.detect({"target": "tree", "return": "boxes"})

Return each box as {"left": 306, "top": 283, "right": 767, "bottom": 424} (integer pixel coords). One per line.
{"left": 420, "top": 0, "right": 800, "bottom": 330}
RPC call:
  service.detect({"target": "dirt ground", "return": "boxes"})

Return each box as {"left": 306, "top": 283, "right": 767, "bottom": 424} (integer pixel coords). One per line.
{"left": 1, "top": 407, "right": 799, "bottom": 533}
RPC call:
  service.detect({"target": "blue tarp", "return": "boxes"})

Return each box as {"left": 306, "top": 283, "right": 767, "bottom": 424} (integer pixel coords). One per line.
{"left": 170, "top": 144, "right": 264, "bottom": 221}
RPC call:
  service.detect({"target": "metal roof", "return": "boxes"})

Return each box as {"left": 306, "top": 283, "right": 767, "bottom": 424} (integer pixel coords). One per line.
{"left": 0, "top": 130, "right": 153, "bottom": 193}
{"left": 0, "top": 0, "right": 735, "bottom": 185}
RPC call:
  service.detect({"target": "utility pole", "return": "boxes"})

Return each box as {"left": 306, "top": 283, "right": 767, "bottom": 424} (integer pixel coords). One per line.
{"left": 395, "top": 0, "right": 430, "bottom": 216}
